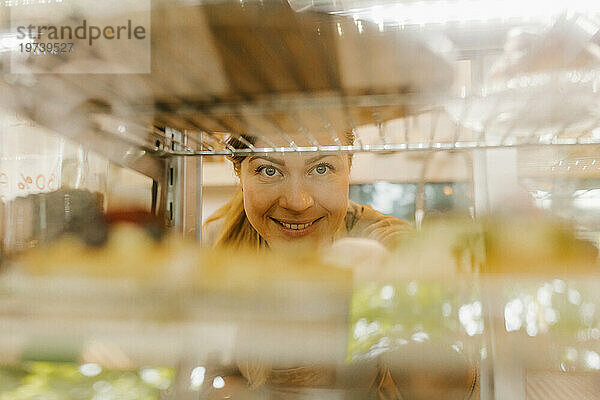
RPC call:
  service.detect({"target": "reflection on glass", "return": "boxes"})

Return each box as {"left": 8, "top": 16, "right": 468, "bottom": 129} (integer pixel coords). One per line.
{"left": 480, "top": 347, "right": 487, "bottom": 360}
{"left": 584, "top": 351, "right": 600, "bottom": 370}
{"left": 522, "top": 177, "right": 600, "bottom": 245}
{"left": 568, "top": 288, "right": 582, "bottom": 305}
{"left": 212, "top": 376, "right": 225, "bottom": 389}
{"left": 79, "top": 363, "right": 102, "bottom": 377}
{"left": 140, "top": 367, "right": 171, "bottom": 390}
{"left": 189, "top": 366, "right": 206, "bottom": 390}
{"left": 458, "top": 301, "right": 483, "bottom": 336}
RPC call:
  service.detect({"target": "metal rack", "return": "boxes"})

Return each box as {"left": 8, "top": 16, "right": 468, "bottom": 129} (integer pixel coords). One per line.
{"left": 4, "top": 4, "right": 600, "bottom": 163}
{"left": 6, "top": 1, "right": 599, "bottom": 158}
{"left": 146, "top": 95, "right": 600, "bottom": 156}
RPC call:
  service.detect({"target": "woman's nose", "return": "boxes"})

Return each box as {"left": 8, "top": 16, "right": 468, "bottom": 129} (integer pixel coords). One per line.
{"left": 279, "top": 181, "right": 315, "bottom": 212}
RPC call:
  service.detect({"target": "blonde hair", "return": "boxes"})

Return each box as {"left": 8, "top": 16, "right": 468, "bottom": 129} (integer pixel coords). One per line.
{"left": 204, "top": 132, "right": 355, "bottom": 248}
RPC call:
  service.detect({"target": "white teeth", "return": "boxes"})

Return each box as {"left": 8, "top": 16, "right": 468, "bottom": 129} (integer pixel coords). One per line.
{"left": 278, "top": 220, "right": 315, "bottom": 230}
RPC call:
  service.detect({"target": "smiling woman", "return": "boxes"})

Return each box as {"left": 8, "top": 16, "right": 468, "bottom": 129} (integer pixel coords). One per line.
{"left": 203, "top": 131, "right": 411, "bottom": 250}
{"left": 200, "top": 131, "right": 414, "bottom": 397}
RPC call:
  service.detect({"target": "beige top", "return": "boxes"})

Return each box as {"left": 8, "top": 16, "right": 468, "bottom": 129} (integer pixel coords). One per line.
{"left": 203, "top": 200, "right": 411, "bottom": 249}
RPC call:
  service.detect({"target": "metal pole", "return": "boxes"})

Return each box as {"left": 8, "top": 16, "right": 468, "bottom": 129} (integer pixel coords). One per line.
{"left": 196, "top": 132, "right": 203, "bottom": 243}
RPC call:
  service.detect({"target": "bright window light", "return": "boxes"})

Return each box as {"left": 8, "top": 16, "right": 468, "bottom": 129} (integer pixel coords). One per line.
{"left": 332, "top": 0, "right": 600, "bottom": 27}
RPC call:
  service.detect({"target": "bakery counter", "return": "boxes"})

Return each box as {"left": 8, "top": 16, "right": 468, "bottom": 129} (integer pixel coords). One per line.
{"left": 0, "top": 215, "right": 599, "bottom": 399}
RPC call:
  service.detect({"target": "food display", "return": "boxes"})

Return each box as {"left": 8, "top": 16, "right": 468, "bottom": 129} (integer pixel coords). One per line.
{"left": 1, "top": 208, "right": 597, "bottom": 398}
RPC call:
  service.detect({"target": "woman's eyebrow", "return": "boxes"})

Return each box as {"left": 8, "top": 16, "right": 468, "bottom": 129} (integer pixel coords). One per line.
{"left": 247, "top": 156, "right": 285, "bottom": 166}
{"left": 304, "top": 155, "right": 334, "bottom": 165}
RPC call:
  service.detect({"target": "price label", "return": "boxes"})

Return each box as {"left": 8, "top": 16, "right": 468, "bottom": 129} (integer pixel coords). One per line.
{"left": 0, "top": 120, "right": 64, "bottom": 202}
{"left": 0, "top": 172, "right": 7, "bottom": 203}
{"left": 0, "top": 157, "right": 62, "bottom": 202}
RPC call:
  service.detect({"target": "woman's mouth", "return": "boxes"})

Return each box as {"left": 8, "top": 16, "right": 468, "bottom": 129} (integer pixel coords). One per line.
{"left": 269, "top": 216, "right": 324, "bottom": 233}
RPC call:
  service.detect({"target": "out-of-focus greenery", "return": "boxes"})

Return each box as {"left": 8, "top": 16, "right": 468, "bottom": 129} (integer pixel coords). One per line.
{"left": 503, "top": 280, "right": 600, "bottom": 371}
{"left": 348, "top": 279, "right": 600, "bottom": 371}
{"left": 347, "top": 281, "right": 481, "bottom": 362}
{"left": 502, "top": 280, "right": 597, "bottom": 337}
{"left": 0, "top": 362, "right": 174, "bottom": 400}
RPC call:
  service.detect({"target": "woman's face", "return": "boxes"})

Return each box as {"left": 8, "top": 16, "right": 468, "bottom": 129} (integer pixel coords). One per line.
{"left": 239, "top": 153, "right": 350, "bottom": 249}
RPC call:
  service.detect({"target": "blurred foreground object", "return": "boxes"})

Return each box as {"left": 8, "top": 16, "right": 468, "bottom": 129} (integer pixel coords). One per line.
{"left": 379, "top": 214, "right": 599, "bottom": 280}
{"left": 2, "top": 213, "right": 599, "bottom": 399}
{"left": 482, "top": 215, "right": 599, "bottom": 274}
{"left": 446, "top": 14, "right": 600, "bottom": 142}
{"left": 1, "top": 189, "right": 106, "bottom": 258}
{"left": 0, "top": 0, "right": 454, "bottom": 158}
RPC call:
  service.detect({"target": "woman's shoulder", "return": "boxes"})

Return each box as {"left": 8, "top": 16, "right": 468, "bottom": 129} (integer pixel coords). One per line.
{"left": 344, "top": 200, "right": 412, "bottom": 248}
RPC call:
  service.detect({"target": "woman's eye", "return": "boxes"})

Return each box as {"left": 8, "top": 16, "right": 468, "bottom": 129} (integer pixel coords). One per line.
{"left": 264, "top": 166, "right": 277, "bottom": 176}
{"left": 257, "top": 165, "right": 280, "bottom": 177}
{"left": 313, "top": 164, "right": 330, "bottom": 175}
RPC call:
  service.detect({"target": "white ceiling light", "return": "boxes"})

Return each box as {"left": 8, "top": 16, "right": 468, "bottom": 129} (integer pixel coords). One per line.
{"left": 328, "top": 0, "right": 600, "bottom": 27}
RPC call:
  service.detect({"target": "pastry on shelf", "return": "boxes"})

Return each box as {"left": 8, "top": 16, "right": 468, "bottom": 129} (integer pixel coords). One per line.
{"left": 12, "top": 207, "right": 194, "bottom": 284}
{"left": 193, "top": 246, "right": 353, "bottom": 294}
{"left": 481, "top": 215, "right": 599, "bottom": 275}
{"left": 12, "top": 209, "right": 353, "bottom": 296}
{"left": 385, "top": 213, "right": 598, "bottom": 277}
